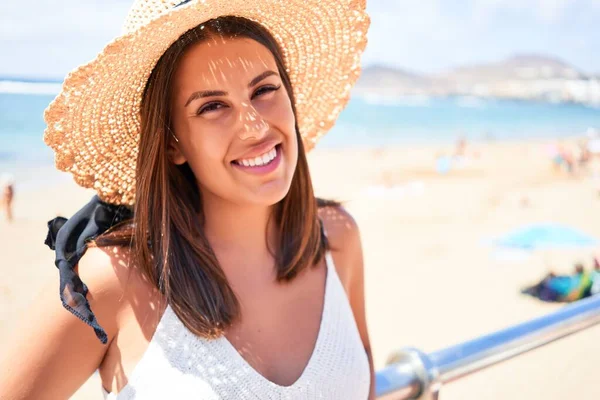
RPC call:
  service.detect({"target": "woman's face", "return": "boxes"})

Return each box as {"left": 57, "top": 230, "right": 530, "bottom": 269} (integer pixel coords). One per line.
{"left": 169, "top": 36, "right": 298, "bottom": 207}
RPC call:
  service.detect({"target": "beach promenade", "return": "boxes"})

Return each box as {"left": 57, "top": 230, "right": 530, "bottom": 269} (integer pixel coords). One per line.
{"left": 1, "top": 139, "right": 599, "bottom": 399}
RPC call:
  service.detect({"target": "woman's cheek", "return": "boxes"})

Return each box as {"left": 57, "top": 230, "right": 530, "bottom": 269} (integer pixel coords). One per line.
{"left": 185, "top": 129, "right": 228, "bottom": 174}
{"left": 264, "top": 100, "right": 296, "bottom": 135}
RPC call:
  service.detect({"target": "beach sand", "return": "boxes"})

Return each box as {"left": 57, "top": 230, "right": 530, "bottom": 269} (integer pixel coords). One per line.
{"left": 1, "top": 139, "right": 599, "bottom": 399}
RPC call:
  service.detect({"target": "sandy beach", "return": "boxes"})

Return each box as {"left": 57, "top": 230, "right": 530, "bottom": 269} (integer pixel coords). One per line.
{"left": 1, "top": 139, "right": 599, "bottom": 399}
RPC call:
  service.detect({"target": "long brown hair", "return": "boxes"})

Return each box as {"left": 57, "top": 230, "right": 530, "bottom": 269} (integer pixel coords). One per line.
{"left": 95, "top": 16, "right": 335, "bottom": 338}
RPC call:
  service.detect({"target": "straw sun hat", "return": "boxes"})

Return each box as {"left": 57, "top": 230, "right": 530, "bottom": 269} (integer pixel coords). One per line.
{"left": 43, "top": 0, "right": 369, "bottom": 206}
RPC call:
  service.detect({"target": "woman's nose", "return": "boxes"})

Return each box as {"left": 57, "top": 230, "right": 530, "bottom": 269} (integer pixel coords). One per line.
{"left": 236, "top": 103, "right": 269, "bottom": 141}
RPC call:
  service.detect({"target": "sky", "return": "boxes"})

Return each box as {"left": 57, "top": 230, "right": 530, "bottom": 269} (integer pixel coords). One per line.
{"left": 0, "top": 0, "right": 599, "bottom": 80}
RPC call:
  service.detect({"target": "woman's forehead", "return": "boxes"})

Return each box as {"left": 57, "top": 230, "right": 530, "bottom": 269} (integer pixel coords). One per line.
{"left": 175, "top": 37, "right": 278, "bottom": 90}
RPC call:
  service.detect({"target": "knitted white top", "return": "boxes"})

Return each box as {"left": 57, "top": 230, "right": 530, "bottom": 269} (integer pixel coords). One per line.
{"left": 102, "top": 252, "right": 370, "bottom": 399}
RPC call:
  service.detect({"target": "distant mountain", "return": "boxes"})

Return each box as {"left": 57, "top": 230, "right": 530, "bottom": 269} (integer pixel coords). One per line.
{"left": 437, "top": 54, "right": 586, "bottom": 83}
{"left": 354, "top": 65, "right": 436, "bottom": 96}
{"left": 354, "top": 54, "right": 599, "bottom": 106}
{"left": 357, "top": 65, "right": 425, "bottom": 84}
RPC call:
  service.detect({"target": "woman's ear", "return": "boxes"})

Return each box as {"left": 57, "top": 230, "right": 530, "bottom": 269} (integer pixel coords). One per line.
{"left": 167, "top": 133, "right": 187, "bottom": 165}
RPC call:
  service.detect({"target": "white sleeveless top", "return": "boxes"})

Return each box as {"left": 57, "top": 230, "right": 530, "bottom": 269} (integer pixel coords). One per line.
{"left": 102, "top": 252, "right": 370, "bottom": 399}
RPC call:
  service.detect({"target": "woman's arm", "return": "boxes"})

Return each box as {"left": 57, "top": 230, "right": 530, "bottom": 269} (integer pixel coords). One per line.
{"left": 347, "top": 226, "right": 376, "bottom": 400}
{"left": 0, "top": 247, "right": 125, "bottom": 399}
{"left": 320, "top": 205, "right": 376, "bottom": 400}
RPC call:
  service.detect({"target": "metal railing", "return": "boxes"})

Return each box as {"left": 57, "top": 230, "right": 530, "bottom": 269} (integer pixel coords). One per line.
{"left": 374, "top": 294, "right": 600, "bottom": 399}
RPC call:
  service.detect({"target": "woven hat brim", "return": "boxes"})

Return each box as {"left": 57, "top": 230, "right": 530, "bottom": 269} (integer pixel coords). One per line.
{"left": 44, "top": 0, "right": 369, "bottom": 205}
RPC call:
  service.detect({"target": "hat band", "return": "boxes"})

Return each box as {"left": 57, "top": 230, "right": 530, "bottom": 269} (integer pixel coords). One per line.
{"left": 174, "top": 0, "right": 192, "bottom": 8}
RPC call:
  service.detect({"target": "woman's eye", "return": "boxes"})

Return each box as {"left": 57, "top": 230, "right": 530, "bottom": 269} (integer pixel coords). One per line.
{"left": 197, "top": 102, "right": 225, "bottom": 115}
{"left": 252, "top": 85, "right": 281, "bottom": 99}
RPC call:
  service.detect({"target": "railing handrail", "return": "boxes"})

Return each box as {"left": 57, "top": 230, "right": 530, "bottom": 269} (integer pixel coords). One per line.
{"left": 375, "top": 294, "right": 600, "bottom": 399}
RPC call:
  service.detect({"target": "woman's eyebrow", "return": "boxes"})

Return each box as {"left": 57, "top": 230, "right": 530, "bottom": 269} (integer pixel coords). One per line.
{"left": 248, "top": 70, "right": 279, "bottom": 87}
{"left": 184, "top": 70, "right": 279, "bottom": 107}
{"left": 185, "top": 90, "right": 227, "bottom": 107}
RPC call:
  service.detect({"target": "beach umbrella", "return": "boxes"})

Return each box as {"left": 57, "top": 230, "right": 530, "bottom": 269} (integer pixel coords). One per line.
{"left": 494, "top": 224, "right": 600, "bottom": 302}
{"left": 494, "top": 223, "right": 598, "bottom": 251}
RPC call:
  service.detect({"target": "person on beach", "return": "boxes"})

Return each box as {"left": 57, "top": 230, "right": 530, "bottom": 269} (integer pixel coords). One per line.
{"left": 522, "top": 260, "right": 599, "bottom": 302}
{"left": 0, "top": 1, "right": 374, "bottom": 399}
{"left": 0, "top": 173, "right": 14, "bottom": 223}
{"left": 591, "top": 256, "right": 600, "bottom": 296}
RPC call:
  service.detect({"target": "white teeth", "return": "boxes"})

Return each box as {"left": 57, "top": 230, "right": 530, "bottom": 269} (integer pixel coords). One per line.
{"left": 236, "top": 146, "right": 278, "bottom": 167}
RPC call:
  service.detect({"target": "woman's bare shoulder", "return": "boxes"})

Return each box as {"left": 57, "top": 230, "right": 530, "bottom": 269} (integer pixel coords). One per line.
{"left": 77, "top": 244, "right": 138, "bottom": 315}
{"left": 318, "top": 203, "right": 361, "bottom": 251}
{"left": 79, "top": 244, "right": 161, "bottom": 328}
{"left": 78, "top": 244, "right": 138, "bottom": 297}
{"left": 318, "top": 203, "right": 363, "bottom": 286}
{"left": 46, "top": 243, "right": 141, "bottom": 343}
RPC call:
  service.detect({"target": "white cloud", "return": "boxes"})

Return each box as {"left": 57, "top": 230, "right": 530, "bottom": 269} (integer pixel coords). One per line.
{"left": 0, "top": 1, "right": 130, "bottom": 40}
{"left": 470, "top": 0, "right": 597, "bottom": 23}
{"left": 1, "top": 0, "right": 599, "bottom": 77}
{"left": 365, "top": 0, "right": 516, "bottom": 74}
{"left": 0, "top": 1, "right": 131, "bottom": 77}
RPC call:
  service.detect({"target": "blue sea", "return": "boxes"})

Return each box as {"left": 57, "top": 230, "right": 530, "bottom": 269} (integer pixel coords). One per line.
{"left": 1, "top": 79, "right": 600, "bottom": 189}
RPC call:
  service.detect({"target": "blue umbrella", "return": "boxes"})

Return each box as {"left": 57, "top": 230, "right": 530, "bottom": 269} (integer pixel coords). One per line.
{"left": 494, "top": 223, "right": 598, "bottom": 251}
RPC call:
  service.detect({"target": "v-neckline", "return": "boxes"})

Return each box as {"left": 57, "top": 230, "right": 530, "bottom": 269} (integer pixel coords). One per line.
{"left": 218, "top": 252, "right": 332, "bottom": 390}
{"left": 103, "top": 252, "right": 335, "bottom": 397}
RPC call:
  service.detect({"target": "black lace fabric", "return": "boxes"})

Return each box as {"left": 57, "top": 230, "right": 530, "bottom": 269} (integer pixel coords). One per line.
{"left": 44, "top": 196, "right": 133, "bottom": 344}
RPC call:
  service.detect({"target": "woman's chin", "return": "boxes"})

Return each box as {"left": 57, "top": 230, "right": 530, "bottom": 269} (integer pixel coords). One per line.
{"left": 245, "top": 178, "right": 293, "bottom": 206}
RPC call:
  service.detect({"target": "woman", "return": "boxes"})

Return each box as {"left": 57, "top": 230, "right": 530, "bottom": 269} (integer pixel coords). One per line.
{"left": 0, "top": 173, "right": 14, "bottom": 223}
{"left": 0, "top": 0, "right": 372, "bottom": 398}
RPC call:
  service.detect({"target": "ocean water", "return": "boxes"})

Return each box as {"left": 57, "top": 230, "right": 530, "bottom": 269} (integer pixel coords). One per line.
{"left": 1, "top": 80, "right": 600, "bottom": 188}
{"left": 320, "top": 94, "right": 600, "bottom": 148}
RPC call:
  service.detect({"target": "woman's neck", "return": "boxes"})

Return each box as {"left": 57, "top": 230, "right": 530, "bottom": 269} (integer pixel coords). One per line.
{"left": 202, "top": 196, "right": 276, "bottom": 257}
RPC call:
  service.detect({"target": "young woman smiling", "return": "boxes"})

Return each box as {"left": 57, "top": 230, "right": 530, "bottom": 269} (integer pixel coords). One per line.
{"left": 0, "top": 1, "right": 372, "bottom": 398}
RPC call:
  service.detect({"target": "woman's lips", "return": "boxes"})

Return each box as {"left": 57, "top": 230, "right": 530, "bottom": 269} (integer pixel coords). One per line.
{"left": 231, "top": 144, "right": 282, "bottom": 175}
